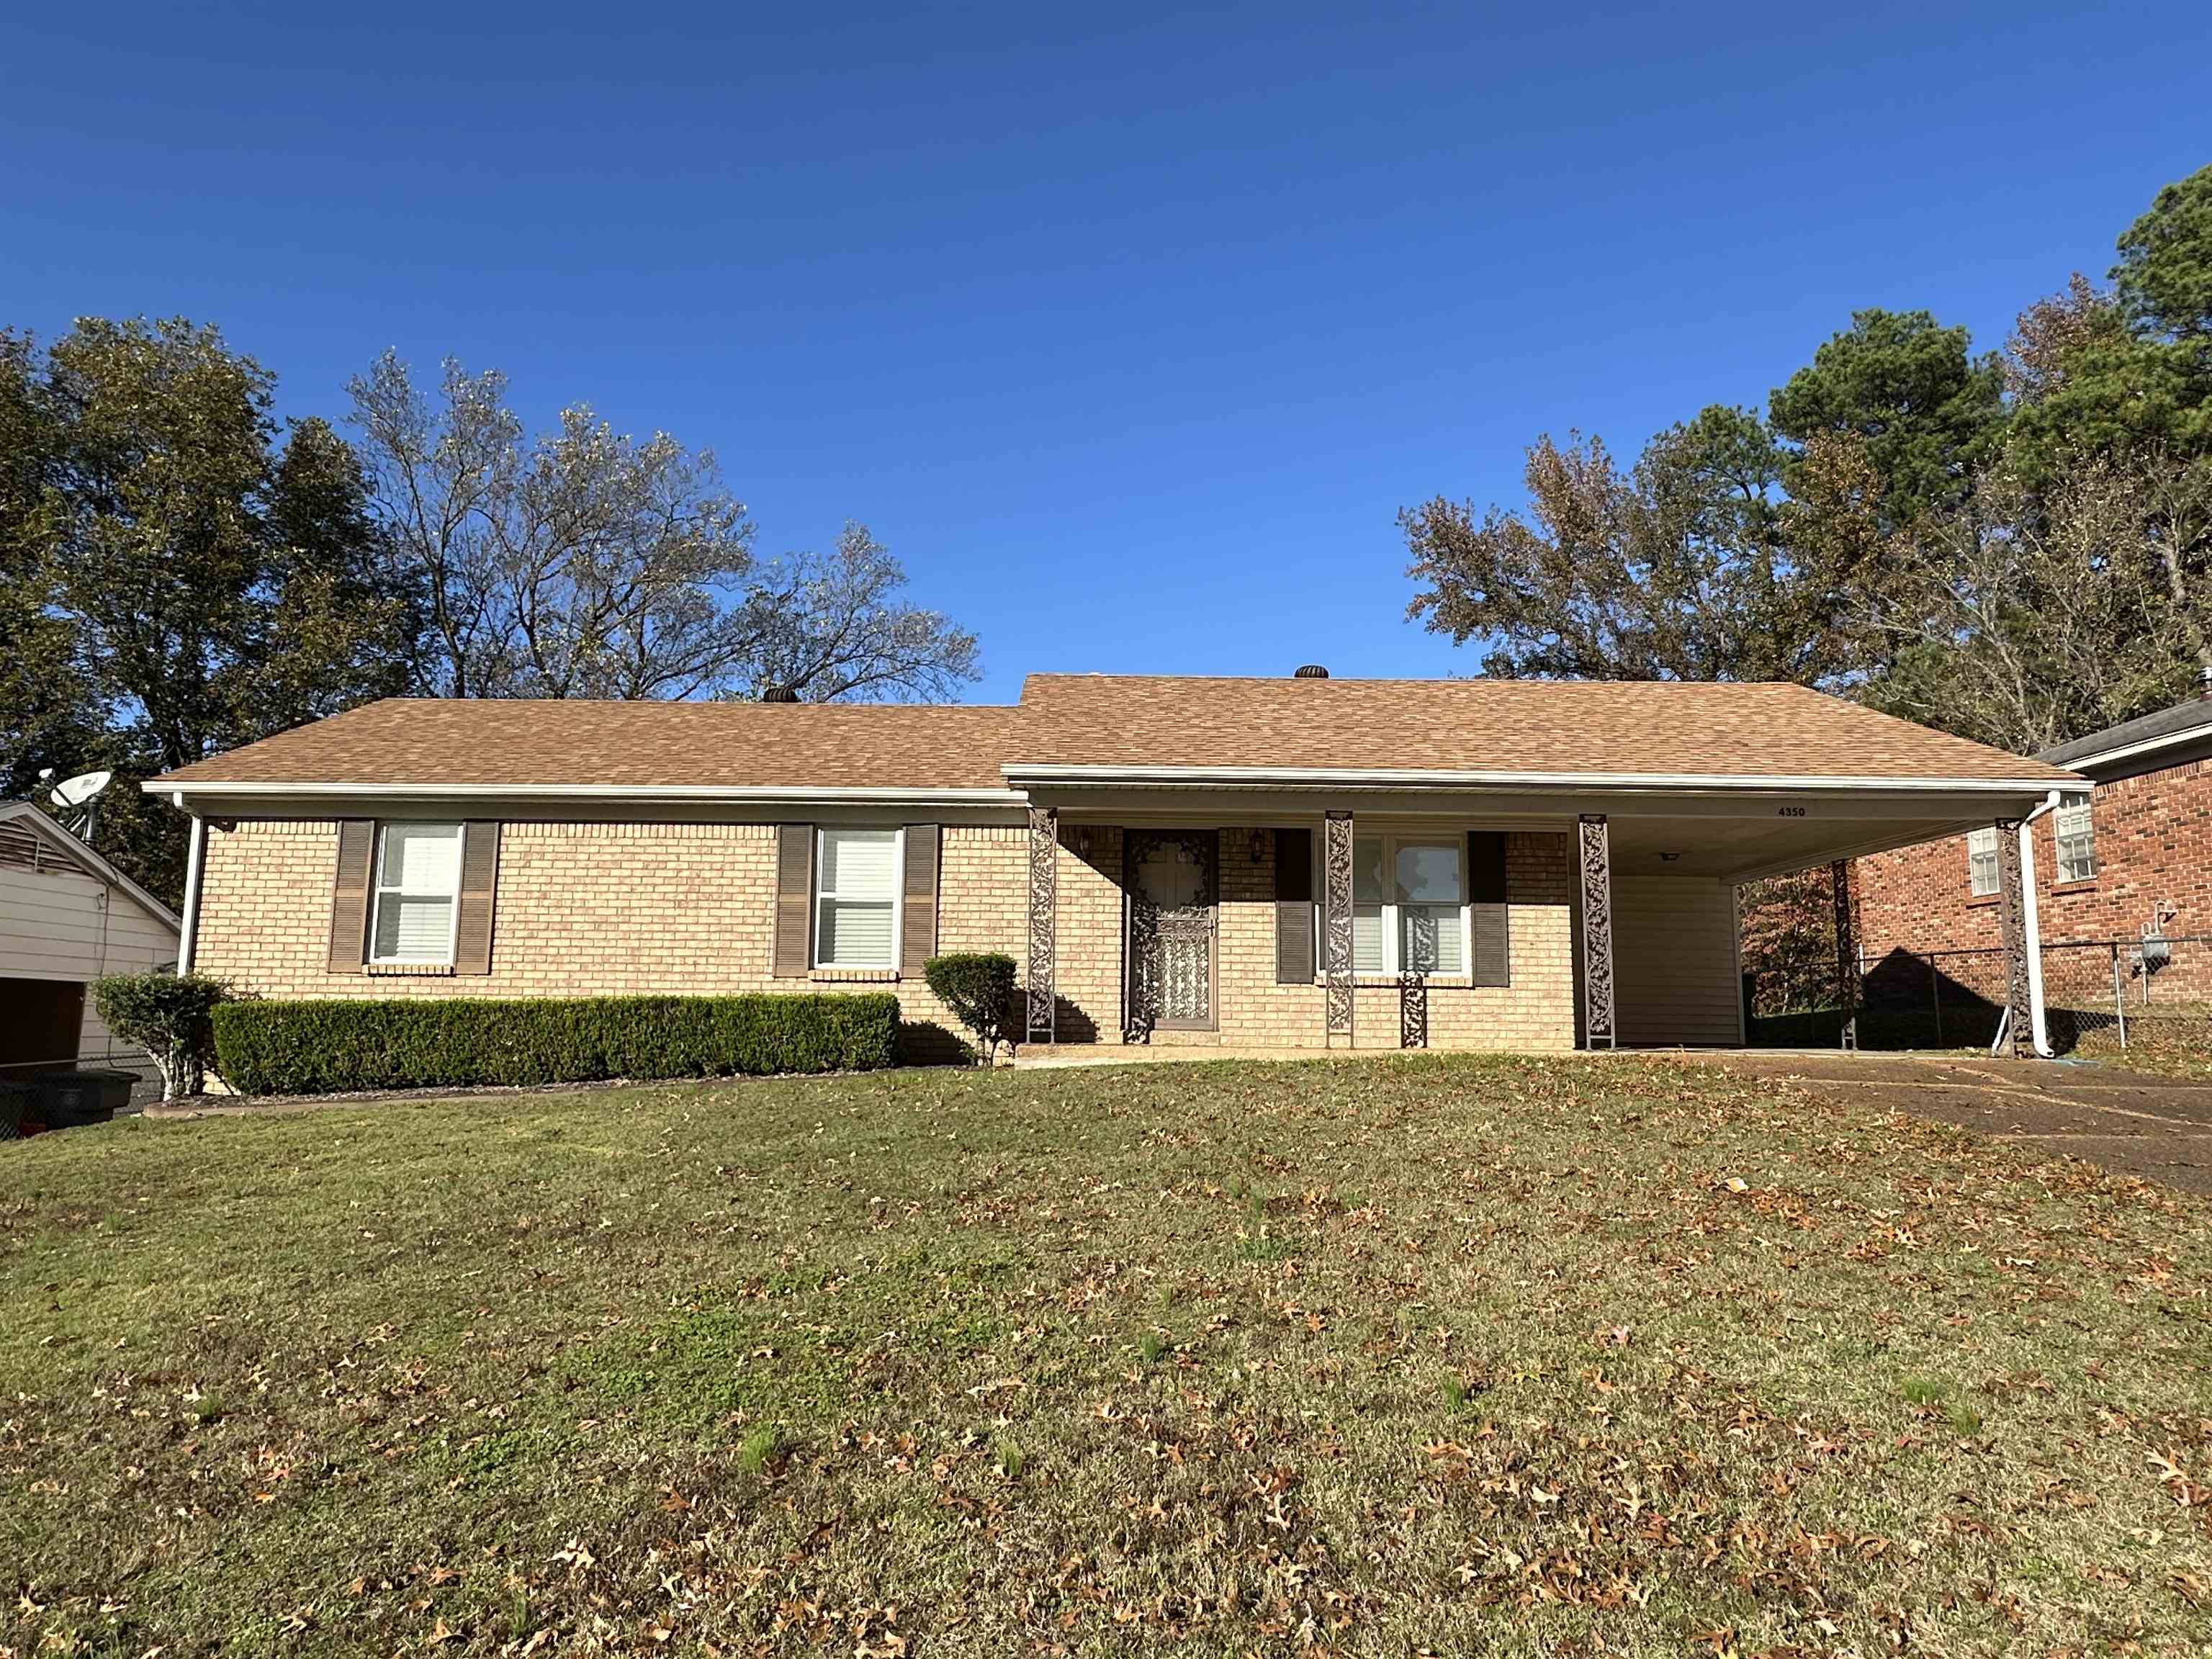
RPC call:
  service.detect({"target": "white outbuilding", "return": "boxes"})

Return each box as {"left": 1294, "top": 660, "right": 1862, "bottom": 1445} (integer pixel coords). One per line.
{"left": 0, "top": 800, "right": 181, "bottom": 1089}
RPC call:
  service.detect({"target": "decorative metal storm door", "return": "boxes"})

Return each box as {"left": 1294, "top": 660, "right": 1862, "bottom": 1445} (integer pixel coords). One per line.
{"left": 1124, "top": 830, "right": 1217, "bottom": 1040}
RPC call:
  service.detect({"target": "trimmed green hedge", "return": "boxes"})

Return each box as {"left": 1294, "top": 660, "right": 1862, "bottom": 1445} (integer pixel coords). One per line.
{"left": 211, "top": 993, "right": 901, "bottom": 1097}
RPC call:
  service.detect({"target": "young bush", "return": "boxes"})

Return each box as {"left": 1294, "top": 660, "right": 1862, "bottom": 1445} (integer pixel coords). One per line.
{"left": 922, "top": 953, "right": 1018, "bottom": 1064}
{"left": 92, "top": 972, "right": 233, "bottom": 1101}
{"left": 210, "top": 992, "right": 900, "bottom": 1097}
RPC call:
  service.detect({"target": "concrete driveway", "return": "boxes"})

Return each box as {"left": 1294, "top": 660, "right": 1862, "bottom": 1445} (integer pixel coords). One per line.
{"left": 1673, "top": 1050, "right": 2212, "bottom": 1195}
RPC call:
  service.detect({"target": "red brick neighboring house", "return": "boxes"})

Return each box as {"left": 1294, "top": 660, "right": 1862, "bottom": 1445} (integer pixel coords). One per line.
{"left": 1853, "top": 683, "right": 2212, "bottom": 1027}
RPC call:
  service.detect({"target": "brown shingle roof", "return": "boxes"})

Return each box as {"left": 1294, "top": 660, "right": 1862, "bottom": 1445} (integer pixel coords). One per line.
{"left": 155, "top": 698, "right": 1024, "bottom": 791}
{"left": 153, "top": 678, "right": 2080, "bottom": 793}
{"left": 1009, "top": 675, "right": 2080, "bottom": 783}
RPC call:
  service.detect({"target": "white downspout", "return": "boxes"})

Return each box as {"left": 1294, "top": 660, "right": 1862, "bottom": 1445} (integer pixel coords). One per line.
{"left": 176, "top": 809, "right": 207, "bottom": 976}
{"left": 2018, "top": 791, "right": 2062, "bottom": 1058}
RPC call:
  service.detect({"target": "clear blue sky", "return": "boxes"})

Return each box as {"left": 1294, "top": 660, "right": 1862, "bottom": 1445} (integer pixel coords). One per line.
{"left": 6, "top": 1, "right": 2208, "bottom": 703}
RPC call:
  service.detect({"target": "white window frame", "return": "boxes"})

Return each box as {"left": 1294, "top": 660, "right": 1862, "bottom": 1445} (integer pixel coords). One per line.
{"left": 1965, "top": 826, "right": 2000, "bottom": 898}
{"left": 812, "top": 826, "right": 905, "bottom": 971}
{"left": 1341, "top": 832, "right": 1471, "bottom": 978}
{"left": 2054, "top": 794, "right": 2095, "bottom": 884}
{"left": 368, "top": 821, "right": 465, "bottom": 966}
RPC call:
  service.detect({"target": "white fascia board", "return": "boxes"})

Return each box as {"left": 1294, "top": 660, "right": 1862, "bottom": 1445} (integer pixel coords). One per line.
{"left": 1000, "top": 763, "right": 2078, "bottom": 794}
{"left": 149, "top": 781, "right": 1030, "bottom": 807}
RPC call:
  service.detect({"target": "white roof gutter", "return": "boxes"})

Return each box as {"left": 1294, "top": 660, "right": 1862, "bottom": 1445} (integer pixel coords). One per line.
{"left": 1001, "top": 763, "right": 2076, "bottom": 794}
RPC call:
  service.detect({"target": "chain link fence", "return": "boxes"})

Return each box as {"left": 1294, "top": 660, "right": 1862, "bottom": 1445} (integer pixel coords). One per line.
{"left": 1754, "top": 935, "right": 2212, "bottom": 1064}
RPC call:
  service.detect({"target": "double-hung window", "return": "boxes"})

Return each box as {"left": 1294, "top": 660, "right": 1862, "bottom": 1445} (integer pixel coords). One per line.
{"left": 2054, "top": 793, "right": 2096, "bottom": 883}
{"left": 814, "top": 827, "right": 902, "bottom": 969}
{"left": 371, "top": 822, "right": 465, "bottom": 964}
{"left": 1965, "top": 826, "right": 2000, "bottom": 898}
{"left": 1351, "top": 835, "right": 1467, "bottom": 976}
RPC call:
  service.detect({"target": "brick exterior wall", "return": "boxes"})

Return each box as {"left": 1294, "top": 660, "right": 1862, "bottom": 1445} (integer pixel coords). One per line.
{"left": 194, "top": 815, "right": 1578, "bottom": 1055}
{"left": 193, "top": 819, "right": 1039, "bottom": 1048}
{"left": 1854, "top": 757, "right": 2212, "bottom": 954}
{"left": 1851, "top": 756, "right": 2212, "bottom": 1018}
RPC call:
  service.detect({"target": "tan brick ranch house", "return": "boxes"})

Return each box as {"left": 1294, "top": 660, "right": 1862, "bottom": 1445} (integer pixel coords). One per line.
{"left": 150, "top": 671, "right": 2086, "bottom": 1056}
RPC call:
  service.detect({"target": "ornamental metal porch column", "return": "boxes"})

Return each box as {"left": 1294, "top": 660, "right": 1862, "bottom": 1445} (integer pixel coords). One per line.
{"left": 1323, "top": 811, "right": 1354, "bottom": 1047}
{"left": 1578, "top": 814, "right": 1616, "bottom": 1049}
{"left": 1995, "top": 817, "right": 2031, "bottom": 1058}
{"left": 1026, "top": 804, "right": 1058, "bottom": 1046}
{"left": 1830, "top": 858, "right": 1858, "bottom": 1052}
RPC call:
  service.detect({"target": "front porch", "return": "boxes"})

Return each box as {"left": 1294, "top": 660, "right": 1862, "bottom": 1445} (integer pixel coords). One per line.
{"left": 1010, "top": 784, "right": 2064, "bottom": 1056}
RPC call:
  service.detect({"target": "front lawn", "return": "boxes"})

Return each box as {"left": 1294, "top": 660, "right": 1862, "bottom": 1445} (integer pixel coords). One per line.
{"left": 2, "top": 1056, "right": 2208, "bottom": 1655}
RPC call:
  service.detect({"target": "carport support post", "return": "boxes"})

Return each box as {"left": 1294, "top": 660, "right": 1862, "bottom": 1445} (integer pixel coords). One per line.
{"left": 1322, "top": 811, "right": 1354, "bottom": 1048}
{"left": 1578, "top": 814, "right": 1616, "bottom": 1050}
{"left": 1026, "top": 804, "right": 1057, "bottom": 1046}
{"left": 1995, "top": 817, "right": 2032, "bottom": 1058}
{"left": 1830, "top": 859, "right": 1858, "bottom": 1052}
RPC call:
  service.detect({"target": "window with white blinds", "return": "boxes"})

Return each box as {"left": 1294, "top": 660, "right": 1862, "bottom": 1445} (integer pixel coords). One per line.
{"left": 1966, "top": 826, "right": 2000, "bottom": 897}
{"left": 371, "top": 822, "right": 464, "bottom": 963}
{"left": 1350, "top": 834, "right": 1467, "bottom": 975}
{"left": 815, "top": 827, "right": 902, "bottom": 969}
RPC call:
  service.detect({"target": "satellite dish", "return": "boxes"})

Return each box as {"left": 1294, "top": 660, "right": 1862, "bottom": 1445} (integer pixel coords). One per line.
{"left": 52, "top": 770, "right": 111, "bottom": 809}
{"left": 45, "top": 769, "right": 112, "bottom": 844}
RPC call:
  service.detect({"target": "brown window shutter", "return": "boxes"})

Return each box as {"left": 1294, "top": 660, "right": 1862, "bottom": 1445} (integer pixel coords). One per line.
{"left": 1274, "top": 827, "right": 1316, "bottom": 984}
{"left": 774, "top": 824, "right": 814, "bottom": 977}
{"left": 1468, "top": 830, "right": 1511, "bottom": 987}
{"left": 900, "top": 824, "right": 940, "bottom": 976}
{"left": 451, "top": 821, "right": 500, "bottom": 975}
{"left": 326, "top": 819, "right": 375, "bottom": 974}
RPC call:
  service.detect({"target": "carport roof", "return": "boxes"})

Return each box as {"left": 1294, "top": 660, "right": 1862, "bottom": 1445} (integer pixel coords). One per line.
{"left": 1006, "top": 676, "right": 2081, "bottom": 788}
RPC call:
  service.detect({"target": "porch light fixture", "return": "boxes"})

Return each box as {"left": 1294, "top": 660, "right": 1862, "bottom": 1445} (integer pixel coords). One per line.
{"left": 1249, "top": 829, "right": 1267, "bottom": 863}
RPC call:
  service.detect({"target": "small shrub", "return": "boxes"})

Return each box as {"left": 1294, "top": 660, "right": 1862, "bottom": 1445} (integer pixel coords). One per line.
{"left": 1441, "top": 1372, "right": 1469, "bottom": 1410}
{"left": 922, "top": 953, "right": 1018, "bottom": 1064}
{"left": 92, "top": 971, "right": 233, "bottom": 1100}
{"left": 995, "top": 1438, "right": 1025, "bottom": 1481}
{"left": 210, "top": 992, "right": 900, "bottom": 1097}
{"left": 1138, "top": 1331, "right": 1167, "bottom": 1365}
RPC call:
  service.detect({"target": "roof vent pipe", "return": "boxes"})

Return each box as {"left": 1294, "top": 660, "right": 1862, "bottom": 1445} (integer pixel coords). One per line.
{"left": 1292, "top": 664, "right": 1329, "bottom": 679}
{"left": 760, "top": 685, "right": 801, "bottom": 703}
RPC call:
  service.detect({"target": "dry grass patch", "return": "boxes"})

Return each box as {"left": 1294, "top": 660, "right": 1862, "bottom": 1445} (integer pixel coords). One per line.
{"left": 1, "top": 1054, "right": 2208, "bottom": 1655}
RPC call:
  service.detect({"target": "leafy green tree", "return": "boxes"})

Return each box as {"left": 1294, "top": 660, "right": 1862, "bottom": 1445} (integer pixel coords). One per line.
{"left": 13, "top": 318, "right": 417, "bottom": 902}
{"left": 1403, "top": 405, "right": 1880, "bottom": 684}
{"left": 2008, "top": 169, "right": 2212, "bottom": 472}
{"left": 2115, "top": 162, "right": 2212, "bottom": 345}
{"left": 1768, "top": 309, "right": 2007, "bottom": 529}
{"left": 0, "top": 332, "right": 101, "bottom": 804}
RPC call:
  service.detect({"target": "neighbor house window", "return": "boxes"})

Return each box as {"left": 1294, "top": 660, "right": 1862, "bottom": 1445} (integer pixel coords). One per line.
{"left": 2054, "top": 794, "right": 2096, "bottom": 883}
{"left": 1350, "top": 835, "right": 1466, "bottom": 975}
{"left": 1966, "top": 826, "right": 2000, "bottom": 897}
{"left": 814, "top": 827, "right": 902, "bottom": 969}
{"left": 371, "top": 822, "right": 464, "bottom": 963}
